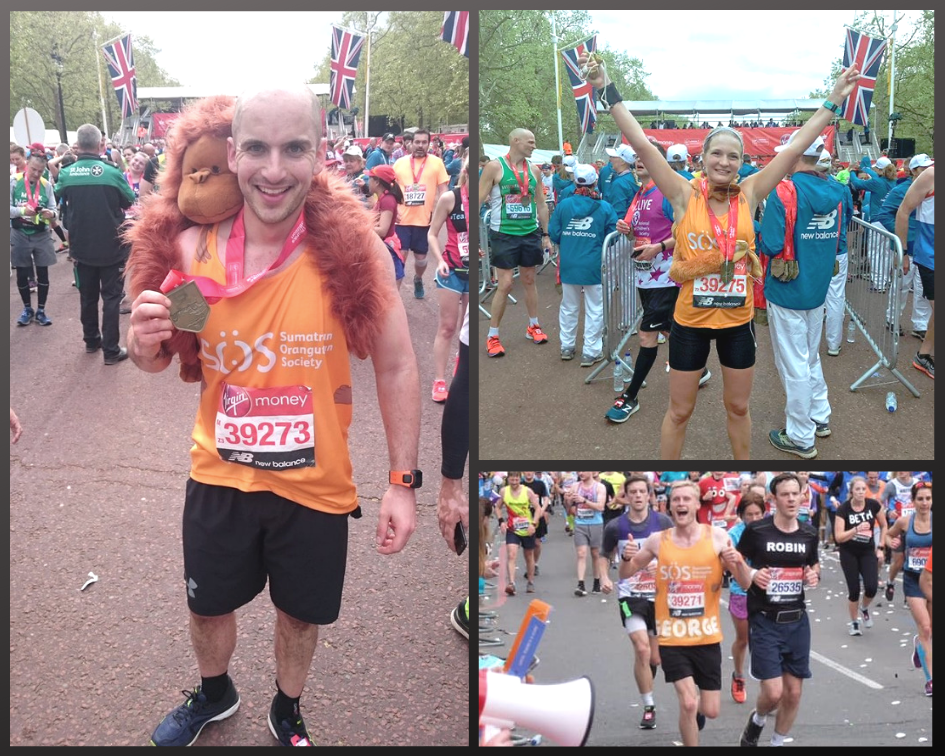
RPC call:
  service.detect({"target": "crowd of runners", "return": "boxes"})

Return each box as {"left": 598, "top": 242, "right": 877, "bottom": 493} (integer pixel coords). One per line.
{"left": 479, "top": 471, "right": 932, "bottom": 747}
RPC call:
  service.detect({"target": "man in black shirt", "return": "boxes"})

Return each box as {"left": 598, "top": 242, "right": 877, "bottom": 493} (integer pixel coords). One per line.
{"left": 521, "top": 472, "right": 550, "bottom": 584}
{"left": 734, "top": 473, "right": 820, "bottom": 748}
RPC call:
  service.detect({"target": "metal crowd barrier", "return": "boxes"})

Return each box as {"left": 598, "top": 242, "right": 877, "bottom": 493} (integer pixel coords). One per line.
{"left": 478, "top": 208, "right": 517, "bottom": 320}
{"left": 844, "top": 217, "right": 920, "bottom": 397}
{"left": 538, "top": 199, "right": 559, "bottom": 274}
{"left": 585, "top": 231, "right": 643, "bottom": 385}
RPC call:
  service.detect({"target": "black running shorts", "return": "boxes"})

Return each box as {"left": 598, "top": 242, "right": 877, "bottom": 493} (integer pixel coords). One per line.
{"left": 669, "top": 319, "right": 756, "bottom": 371}
{"left": 659, "top": 642, "right": 722, "bottom": 690}
{"left": 182, "top": 479, "right": 348, "bottom": 625}
{"left": 916, "top": 262, "right": 934, "bottom": 301}
{"left": 488, "top": 229, "right": 544, "bottom": 270}
{"left": 639, "top": 286, "right": 680, "bottom": 332}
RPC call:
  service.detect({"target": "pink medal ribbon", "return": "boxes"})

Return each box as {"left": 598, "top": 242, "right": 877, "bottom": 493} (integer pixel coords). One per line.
{"left": 160, "top": 208, "right": 306, "bottom": 303}
{"left": 699, "top": 178, "right": 739, "bottom": 283}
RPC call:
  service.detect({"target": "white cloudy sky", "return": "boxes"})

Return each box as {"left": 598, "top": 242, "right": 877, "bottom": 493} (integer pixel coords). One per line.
{"left": 100, "top": 12, "right": 346, "bottom": 92}
{"left": 585, "top": 10, "right": 914, "bottom": 101}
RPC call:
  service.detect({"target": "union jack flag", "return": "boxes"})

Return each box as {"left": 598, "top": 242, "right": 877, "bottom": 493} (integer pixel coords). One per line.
{"left": 440, "top": 11, "right": 469, "bottom": 58}
{"left": 101, "top": 34, "right": 137, "bottom": 120}
{"left": 329, "top": 25, "right": 365, "bottom": 110}
{"left": 560, "top": 36, "right": 598, "bottom": 134}
{"left": 841, "top": 28, "right": 887, "bottom": 127}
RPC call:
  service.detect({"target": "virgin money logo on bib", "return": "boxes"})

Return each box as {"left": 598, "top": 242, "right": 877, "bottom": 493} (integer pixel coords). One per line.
{"left": 222, "top": 385, "right": 253, "bottom": 417}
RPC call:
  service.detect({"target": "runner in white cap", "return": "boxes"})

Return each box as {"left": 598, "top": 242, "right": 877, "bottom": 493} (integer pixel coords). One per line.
{"left": 667, "top": 144, "right": 693, "bottom": 179}
{"left": 602, "top": 143, "right": 640, "bottom": 219}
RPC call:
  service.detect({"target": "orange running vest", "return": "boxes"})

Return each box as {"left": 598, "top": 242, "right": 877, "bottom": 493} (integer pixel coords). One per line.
{"left": 672, "top": 183, "right": 756, "bottom": 328}
{"left": 188, "top": 223, "right": 358, "bottom": 514}
{"left": 654, "top": 524, "right": 724, "bottom": 645}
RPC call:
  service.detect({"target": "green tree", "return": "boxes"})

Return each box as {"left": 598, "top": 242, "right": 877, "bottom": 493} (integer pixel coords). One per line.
{"left": 479, "top": 10, "right": 656, "bottom": 151}
{"left": 807, "top": 10, "right": 933, "bottom": 156}
{"left": 11, "top": 11, "right": 179, "bottom": 144}
{"left": 311, "top": 11, "right": 468, "bottom": 136}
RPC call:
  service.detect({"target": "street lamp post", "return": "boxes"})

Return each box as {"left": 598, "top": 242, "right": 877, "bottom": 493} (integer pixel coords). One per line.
{"left": 52, "top": 43, "right": 67, "bottom": 144}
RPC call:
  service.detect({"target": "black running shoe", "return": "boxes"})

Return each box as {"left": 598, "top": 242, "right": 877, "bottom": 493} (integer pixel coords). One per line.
{"left": 268, "top": 695, "right": 316, "bottom": 746}
{"left": 640, "top": 705, "right": 656, "bottom": 729}
{"left": 451, "top": 598, "right": 469, "bottom": 639}
{"left": 150, "top": 678, "right": 240, "bottom": 747}
{"left": 740, "top": 710, "right": 764, "bottom": 747}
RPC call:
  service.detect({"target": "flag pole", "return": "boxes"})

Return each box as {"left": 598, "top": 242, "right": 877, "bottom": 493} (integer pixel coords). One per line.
{"left": 551, "top": 15, "right": 564, "bottom": 156}
{"left": 93, "top": 29, "right": 109, "bottom": 139}
{"left": 363, "top": 25, "right": 371, "bottom": 139}
{"left": 887, "top": 10, "right": 900, "bottom": 154}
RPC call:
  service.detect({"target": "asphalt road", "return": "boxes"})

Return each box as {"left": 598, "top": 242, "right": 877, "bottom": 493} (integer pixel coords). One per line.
{"left": 9, "top": 251, "right": 469, "bottom": 747}
{"left": 477, "top": 265, "right": 935, "bottom": 460}
{"left": 480, "top": 508, "right": 933, "bottom": 747}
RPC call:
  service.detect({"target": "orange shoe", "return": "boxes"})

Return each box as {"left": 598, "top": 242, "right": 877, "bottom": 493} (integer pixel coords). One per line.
{"left": 487, "top": 335, "right": 505, "bottom": 357}
{"left": 432, "top": 379, "right": 448, "bottom": 403}
{"left": 731, "top": 673, "right": 747, "bottom": 704}
{"left": 526, "top": 323, "right": 548, "bottom": 344}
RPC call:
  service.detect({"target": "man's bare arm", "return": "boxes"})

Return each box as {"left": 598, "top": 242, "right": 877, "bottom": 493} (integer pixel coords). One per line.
{"left": 369, "top": 238, "right": 421, "bottom": 554}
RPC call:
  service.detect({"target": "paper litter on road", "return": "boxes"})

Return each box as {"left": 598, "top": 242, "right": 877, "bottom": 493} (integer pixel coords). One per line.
{"left": 79, "top": 572, "right": 98, "bottom": 591}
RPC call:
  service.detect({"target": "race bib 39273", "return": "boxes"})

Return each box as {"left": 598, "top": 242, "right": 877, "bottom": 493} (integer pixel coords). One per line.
{"left": 215, "top": 383, "right": 315, "bottom": 470}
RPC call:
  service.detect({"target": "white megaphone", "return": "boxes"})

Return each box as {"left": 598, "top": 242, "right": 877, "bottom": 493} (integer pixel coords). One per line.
{"left": 478, "top": 669, "right": 595, "bottom": 747}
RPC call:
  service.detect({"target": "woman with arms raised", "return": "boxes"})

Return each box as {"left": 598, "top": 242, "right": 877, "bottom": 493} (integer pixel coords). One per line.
{"left": 580, "top": 54, "right": 861, "bottom": 459}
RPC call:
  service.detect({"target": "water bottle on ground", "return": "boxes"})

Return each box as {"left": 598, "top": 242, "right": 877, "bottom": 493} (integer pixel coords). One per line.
{"left": 623, "top": 350, "right": 633, "bottom": 383}
{"left": 846, "top": 319, "right": 856, "bottom": 343}
{"left": 613, "top": 358, "right": 624, "bottom": 392}
{"left": 886, "top": 392, "right": 898, "bottom": 412}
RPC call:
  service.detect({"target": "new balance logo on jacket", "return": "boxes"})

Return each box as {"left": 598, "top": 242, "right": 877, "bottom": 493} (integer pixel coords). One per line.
{"left": 565, "top": 216, "right": 597, "bottom": 237}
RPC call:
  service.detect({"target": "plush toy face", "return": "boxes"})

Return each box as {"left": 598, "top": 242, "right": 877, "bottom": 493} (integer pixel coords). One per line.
{"left": 177, "top": 134, "right": 243, "bottom": 224}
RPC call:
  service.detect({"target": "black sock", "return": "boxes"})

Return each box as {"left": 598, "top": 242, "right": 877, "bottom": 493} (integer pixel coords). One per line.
{"left": 201, "top": 672, "right": 230, "bottom": 702}
{"left": 274, "top": 682, "right": 301, "bottom": 724}
{"left": 625, "top": 346, "right": 658, "bottom": 401}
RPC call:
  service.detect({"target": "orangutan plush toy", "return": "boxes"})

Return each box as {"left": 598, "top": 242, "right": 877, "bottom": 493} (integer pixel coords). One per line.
{"left": 125, "top": 94, "right": 391, "bottom": 383}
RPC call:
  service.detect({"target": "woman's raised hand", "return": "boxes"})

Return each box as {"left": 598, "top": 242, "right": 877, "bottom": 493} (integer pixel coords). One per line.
{"left": 576, "top": 52, "right": 608, "bottom": 89}
{"left": 830, "top": 65, "right": 862, "bottom": 103}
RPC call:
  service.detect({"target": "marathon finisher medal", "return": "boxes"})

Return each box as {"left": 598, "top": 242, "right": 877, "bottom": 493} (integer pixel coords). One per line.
{"left": 520, "top": 192, "right": 531, "bottom": 208}
{"left": 719, "top": 259, "right": 735, "bottom": 285}
{"left": 167, "top": 280, "right": 211, "bottom": 333}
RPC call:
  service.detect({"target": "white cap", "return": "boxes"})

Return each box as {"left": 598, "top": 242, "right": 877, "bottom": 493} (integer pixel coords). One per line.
{"left": 875, "top": 156, "right": 892, "bottom": 169}
{"left": 816, "top": 149, "right": 832, "bottom": 170}
{"left": 774, "top": 130, "right": 826, "bottom": 157}
{"left": 667, "top": 144, "right": 689, "bottom": 163}
{"left": 565, "top": 162, "right": 598, "bottom": 186}
{"left": 604, "top": 143, "right": 637, "bottom": 165}
{"left": 562, "top": 155, "right": 577, "bottom": 168}
{"left": 343, "top": 145, "right": 364, "bottom": 158}
{"left": 909, "top": 153, "right": 933, "bottom": 170}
